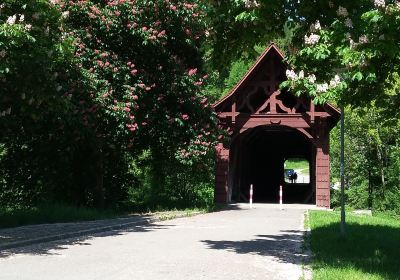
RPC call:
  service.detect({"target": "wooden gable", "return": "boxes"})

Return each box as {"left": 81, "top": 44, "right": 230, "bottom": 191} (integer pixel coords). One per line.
{"left": 214, "top": 44, "right": 340, "bottom": 127}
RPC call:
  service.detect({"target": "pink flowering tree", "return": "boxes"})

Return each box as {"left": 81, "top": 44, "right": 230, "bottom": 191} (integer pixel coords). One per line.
{"left": 0, "top": 0, "right": 219, "bottom": 208}
{"left": 61, "top": 1, "right": 217, "bottom": 148}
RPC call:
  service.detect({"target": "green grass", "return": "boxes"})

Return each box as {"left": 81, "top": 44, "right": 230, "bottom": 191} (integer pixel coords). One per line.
{"left": 285, "top": 158, "right": 309, "bottom": 172}
{"left": 309, "top": 210, "right": 400, "bottom": 280}
{"left": 0, "top": 204, "right": 121, "bottom": 229}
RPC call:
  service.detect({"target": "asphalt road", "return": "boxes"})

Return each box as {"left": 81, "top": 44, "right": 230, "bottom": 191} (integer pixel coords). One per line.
{"left": 0, "top": 204, "right": 309, "bottom": 280}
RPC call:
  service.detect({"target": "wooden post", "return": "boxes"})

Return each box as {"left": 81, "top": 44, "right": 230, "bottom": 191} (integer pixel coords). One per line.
{"left": 340, "top": 105, "right": 346, "bottom": 237}
{"left": 249, "top": 184, "right": 253, "bottom": 208}
{"left": 215, "top": 143, "right": 230, "bottom": 203}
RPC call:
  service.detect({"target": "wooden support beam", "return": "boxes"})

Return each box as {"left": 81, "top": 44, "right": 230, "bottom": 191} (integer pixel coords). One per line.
{"left": 232, "top": 98, "right": 236, "bottom": 124}
{"left": 310, "top": 101, "right": 315, "bottom": 123}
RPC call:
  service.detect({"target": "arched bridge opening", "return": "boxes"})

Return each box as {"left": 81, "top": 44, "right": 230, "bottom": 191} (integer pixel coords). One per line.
{"left": 229, "top": 126, "right": 314, "bottom": 204}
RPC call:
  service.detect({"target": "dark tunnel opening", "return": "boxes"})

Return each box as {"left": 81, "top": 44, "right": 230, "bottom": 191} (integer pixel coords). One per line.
{"left": 229, "top": 126, "right": 314, "bottom": 204}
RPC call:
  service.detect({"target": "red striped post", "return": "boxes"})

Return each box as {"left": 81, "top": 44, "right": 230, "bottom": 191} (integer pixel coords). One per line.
{"left": 279, "top": 185, "right": 283, "bottom": 210}
{"left": 249, "top": 184, "right": 253, "bottom": 208}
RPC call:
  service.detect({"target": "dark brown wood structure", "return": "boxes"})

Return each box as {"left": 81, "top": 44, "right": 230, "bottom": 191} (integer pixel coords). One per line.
{"left": 213, "top": 44, "right": 340, "bottom": 208}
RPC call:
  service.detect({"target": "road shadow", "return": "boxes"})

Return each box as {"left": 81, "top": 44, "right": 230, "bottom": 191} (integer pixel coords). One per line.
{"left": 212, "top": 203, "right": 243, "bottom": 212}
{"left": 310, "top": 222, "right": 400, "bottom": 280}
{"left": 0, "top": 219, "right": 174, "bottom": 258}
{"left": 201, "top": 230, "right": 308, "bottom": 265}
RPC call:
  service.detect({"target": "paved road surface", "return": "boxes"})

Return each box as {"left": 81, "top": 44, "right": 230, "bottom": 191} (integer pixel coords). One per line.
{"left": 0, "top": 204, "right": 309, "bottom": 280}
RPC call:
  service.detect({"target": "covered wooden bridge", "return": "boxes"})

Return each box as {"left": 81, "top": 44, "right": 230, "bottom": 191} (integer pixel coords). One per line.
{"left": 213, "top": 44, "right": 340, "bottom": 208}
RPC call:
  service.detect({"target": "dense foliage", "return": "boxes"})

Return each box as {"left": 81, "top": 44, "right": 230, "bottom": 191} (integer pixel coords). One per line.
{"left": 209, "top": 0, "right": 400, "bottom": 109}
{"left": 1, "top": 0, "right": 399, "bottom": 215}
{"left": 330, "top": 107, "right": 400, "bottom": 215}
{"left": 0, "top": 0, "right": 218, "bottom": 210}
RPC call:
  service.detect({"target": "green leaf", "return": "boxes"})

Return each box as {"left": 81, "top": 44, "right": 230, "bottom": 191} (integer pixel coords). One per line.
{"left": 352, "top": 72, "right": 363, "bottom": 81}
{"left": 366, "top": 73, "right": 376, "bottom": 83}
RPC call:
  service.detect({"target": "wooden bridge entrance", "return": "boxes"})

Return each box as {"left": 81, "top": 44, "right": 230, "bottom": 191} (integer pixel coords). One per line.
{"left": 213, "top": 44, "right": 340, "bottom": 208}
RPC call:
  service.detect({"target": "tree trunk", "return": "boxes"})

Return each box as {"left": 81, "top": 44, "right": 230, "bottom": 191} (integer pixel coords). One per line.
{"left": 376, "top": 146, "right": 386, "bottom": 197}
{"left": 94, "top": 145, "right": 105, "bottom": 208}
{"left": 368, "top": 168, "right": 373, "bottom": 209}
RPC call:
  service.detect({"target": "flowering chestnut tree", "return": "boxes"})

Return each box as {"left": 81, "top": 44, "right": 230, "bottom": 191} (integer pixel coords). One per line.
{"left": 58, "top": 0, "right": 218, "bottom": 161}
{"left": 210, "top": 0, "right": 400, "bottom": 112}
{"left": 283, "top": 0, "right": 400, "bottom": 110}
{"left": 0, "top": 0, "right": 219, "bottom": 207}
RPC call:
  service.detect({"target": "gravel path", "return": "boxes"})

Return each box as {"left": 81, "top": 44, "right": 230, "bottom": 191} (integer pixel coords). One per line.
{"left": 0, "top": 204, "right": 310, "bottom": 280}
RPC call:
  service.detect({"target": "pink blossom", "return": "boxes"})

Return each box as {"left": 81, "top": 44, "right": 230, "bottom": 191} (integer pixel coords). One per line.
{"left": 182, "top": 114, "right": 189, "bottom": 120}
{"left": 124, "top": 107, "right": 131, "bottom": 112}
{"left": 188, "top": 68, "right": 197, "bottom": 76}
{"left": 170, "top": 5, "right": 177, "bottom": 11}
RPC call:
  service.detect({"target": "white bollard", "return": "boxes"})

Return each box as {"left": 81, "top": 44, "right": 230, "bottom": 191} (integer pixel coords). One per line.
{"left": 279, "top": 185, "right": 283, "bottom": 210}
{"left": 249, "top": 184, "right": 253, "bottom": 208}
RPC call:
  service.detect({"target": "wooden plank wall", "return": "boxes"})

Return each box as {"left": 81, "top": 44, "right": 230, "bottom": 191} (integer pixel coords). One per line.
{"left": 215, "top": 143, "right": 230, "bottom": 203}
{"left": 315, "top": 146, "right": 330, "bottom": 207}
{"left": 315, "top": 122, "right": 330, "bottom": 208}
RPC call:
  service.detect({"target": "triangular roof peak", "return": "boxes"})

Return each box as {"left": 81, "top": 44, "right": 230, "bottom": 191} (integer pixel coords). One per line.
{"left": 213, "top": 43, "right": 340, "bottom": 122}
{"left": 214, "top": 43, "right": 285, "bottom": 108}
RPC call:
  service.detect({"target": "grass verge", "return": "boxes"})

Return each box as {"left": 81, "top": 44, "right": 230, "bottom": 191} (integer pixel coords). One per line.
{"left": 0, "top": 204, "right": 215, "bottom": 229}
{"left": 0, "top": 204, "right": 121, "bottom": 229}
{"left": 309, "top": 210, "right": 400, "bottom": 280}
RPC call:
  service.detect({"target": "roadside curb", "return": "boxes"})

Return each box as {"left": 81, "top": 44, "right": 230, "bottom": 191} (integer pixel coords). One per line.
{"left": 0, "top": 211, "right": 203, "bottom": 251}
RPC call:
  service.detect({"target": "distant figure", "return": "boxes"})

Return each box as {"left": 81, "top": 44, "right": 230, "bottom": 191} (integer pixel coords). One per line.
{"left": 289, "top": 172, "right": 298, "bottom": 183}
{"left": 293, "top": 172, "right": 298, "bottom": 183}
